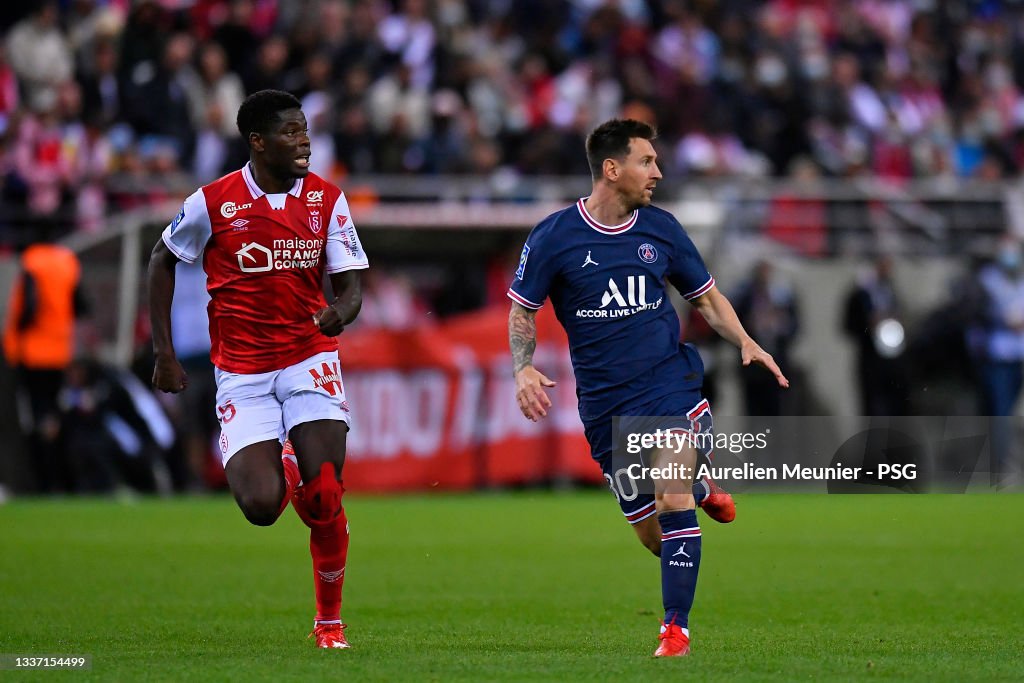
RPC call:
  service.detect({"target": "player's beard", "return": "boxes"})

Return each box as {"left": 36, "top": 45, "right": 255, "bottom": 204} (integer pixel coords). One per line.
{"left": 634, "top": 187, "right": 654, "bottom": 209}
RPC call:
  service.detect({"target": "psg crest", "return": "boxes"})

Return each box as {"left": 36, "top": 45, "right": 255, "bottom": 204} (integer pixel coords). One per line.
{"left": 638, "top": 243, "right": 657, "bottom": 263}
{"left": 309, "top": 209, "right": 322, "bottom": 234}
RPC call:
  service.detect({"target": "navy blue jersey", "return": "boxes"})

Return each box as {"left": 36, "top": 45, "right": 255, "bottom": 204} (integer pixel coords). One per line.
{"left": 508, "top": 199, "right": 714, "bottom": 422}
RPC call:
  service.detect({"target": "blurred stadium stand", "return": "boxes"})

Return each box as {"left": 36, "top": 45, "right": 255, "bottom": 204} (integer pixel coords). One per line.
{"left": 2, "top": 0, "right": 1023, "bottom": 493}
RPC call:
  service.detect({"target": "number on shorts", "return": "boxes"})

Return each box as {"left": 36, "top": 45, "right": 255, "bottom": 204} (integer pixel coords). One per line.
{"left": 604, "top": 467, "right": 639, "bottom": 502}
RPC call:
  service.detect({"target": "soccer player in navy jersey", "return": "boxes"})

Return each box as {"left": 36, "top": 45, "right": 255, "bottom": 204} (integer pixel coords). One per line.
{"left": 507, "top": 119, "right": 788, "bottom": 657}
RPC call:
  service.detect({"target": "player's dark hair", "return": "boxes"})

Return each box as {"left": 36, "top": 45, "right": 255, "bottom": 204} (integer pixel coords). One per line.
{"left": 236, "top": 89, "right": 302, "bottom": 144}
{"left": 585, "top": 119, "right": 657, "bottom": 180}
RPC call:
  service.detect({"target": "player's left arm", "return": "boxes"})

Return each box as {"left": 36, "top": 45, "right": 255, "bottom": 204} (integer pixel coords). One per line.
{"left": 690, "top": 286, "right": 790, "bottom": 388}
{"left": 314, "top": 270, "right": 362, "bottom": 337}
{"left": 317, "top": 189, "right": 368, "bottom": 336}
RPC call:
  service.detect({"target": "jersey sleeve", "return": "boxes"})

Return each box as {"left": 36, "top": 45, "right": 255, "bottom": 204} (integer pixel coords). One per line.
{"left": 666, "top": 220, "right": 715, "bottom": 301}
{"left": 161, "top": 188, "right": 211, "bottom": 264}
{"left": 507, "top": 226, "right": 557, "bottom": 310}
{"left": 325, "top": 191, "right": 369, "bottom": 273}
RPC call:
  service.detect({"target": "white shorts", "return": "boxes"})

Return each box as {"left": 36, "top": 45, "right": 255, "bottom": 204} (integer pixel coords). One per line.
{"left": 213, "top": 351, "right": 351, "bottom": 465}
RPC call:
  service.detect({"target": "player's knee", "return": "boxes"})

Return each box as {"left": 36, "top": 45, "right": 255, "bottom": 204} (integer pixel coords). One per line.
{"left": 294, "top": 462, "right": 343, "bottom": 525}
{"left": 657, "top": 493, "right": 695, "bottom": 512}
{"left": 236, "top": 489, "right": 283, "bottom": 527}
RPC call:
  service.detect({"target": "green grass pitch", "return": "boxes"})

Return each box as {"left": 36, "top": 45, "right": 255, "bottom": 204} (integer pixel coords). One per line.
{"left": 1, "top": 492, "right": 1022, "bottom": 681}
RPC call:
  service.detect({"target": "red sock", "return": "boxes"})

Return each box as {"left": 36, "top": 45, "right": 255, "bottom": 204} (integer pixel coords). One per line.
{"left": 292, "top": 463, "right": 349, "bottom": 623}
{"left": 308, "top": 504, "right": 349, "bottom": 623}
{"left": 278, "top": 441, "right": 301, "bottom": 518}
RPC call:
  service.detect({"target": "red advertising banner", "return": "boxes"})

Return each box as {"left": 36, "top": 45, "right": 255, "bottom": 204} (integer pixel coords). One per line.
{"left": 338, "top": 306, "right": 603, "bottom": 492}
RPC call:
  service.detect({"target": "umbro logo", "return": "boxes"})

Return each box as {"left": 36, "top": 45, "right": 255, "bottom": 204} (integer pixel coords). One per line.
{"left": 230, "top": 219, "right": 249, "bottom": 229}
{"left": 581, "top": 250, "right": 599, "bottom": 268}
{"left": 317, "top": 568, "right": 345, "bottom": 583}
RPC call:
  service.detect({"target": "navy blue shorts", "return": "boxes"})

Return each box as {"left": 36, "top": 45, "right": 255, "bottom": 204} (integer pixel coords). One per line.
{"left": 585, "top": 393, "right": 714, "bottom": 525}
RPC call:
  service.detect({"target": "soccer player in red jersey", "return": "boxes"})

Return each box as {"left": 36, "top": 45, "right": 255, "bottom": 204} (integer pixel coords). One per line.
{"left": 148, "top": 90, "right": 368, "bottom": 649}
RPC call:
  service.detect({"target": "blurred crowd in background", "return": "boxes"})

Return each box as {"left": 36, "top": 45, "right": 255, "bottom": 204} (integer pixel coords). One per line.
{"left": 5, "top": 0, "right": 1024, "bottom": 247}
{"left": 3, "top": 0, "right": 1024, "bottom": 494}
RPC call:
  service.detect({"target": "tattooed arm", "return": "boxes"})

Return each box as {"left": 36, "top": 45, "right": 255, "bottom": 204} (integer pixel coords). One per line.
{"left": 509, "top": 302, "right": 557, "bottom": 421}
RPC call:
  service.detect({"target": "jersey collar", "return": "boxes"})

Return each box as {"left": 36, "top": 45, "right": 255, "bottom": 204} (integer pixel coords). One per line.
{"left": 242, "top": 162, "right": 304, "bottom": 200}
{"left": 576, "top": 198, "right": 637, "bottom": 234}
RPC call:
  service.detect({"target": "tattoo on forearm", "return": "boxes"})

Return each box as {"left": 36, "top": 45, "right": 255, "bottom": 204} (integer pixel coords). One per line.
{"left": 509, "top": 306, "right": 537, "bottom": 374}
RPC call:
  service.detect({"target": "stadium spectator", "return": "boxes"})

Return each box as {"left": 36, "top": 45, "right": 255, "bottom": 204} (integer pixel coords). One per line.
{"left": 167, "top": 259, "right": 217, "bottom": 490}
{"left": 0, "top": 43, "right": 19, "bottom": 129}
{"left": 6, "top": 0, "right": 1024, "bottom": 205}
{"left": 210, "top": 0, "right": 261, "bottom": 77}
{"left": 733, "top": 260, "right": 800, "bottom": 416}
{"left": 187, "top": 41, "right": 247, "bottom": 182}
{"left": 76, "top": 39, "right": 123, "bottom": 130}
{"left": 121, "top": 32, "right": 197, "bottom": 165}
{"left": 242, "top": 34, "right": 289, "bottom": 94}
{"left": 57, "top": 356, "right": 175, "bottom": 494}
{"left": 377, "top": 0, "right": 436, "bottom": 89}
{"left": 186, "top": 42, "right": 245, "bottom": 139}
{"left": 4, "top": 3, "right": 73, "bottom": 111}
{"left": 843, "top": 256, "right": 910, "bottom": 416}
{"left": 2, "top": 235, "right": 87, "bottom": 492}
{"left": 966, "top": 235, "right": 1024, "bottom": 484}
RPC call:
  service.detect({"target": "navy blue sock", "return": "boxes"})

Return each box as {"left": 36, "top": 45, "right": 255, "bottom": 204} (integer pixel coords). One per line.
{"left": 692, "top": 479, "right": 710, "bottom": 507}
{"left": 659, "top": 509, "right": 702, "bottom": 629}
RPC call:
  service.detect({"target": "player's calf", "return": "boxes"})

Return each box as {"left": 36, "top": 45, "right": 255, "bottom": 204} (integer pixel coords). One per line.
{"left": 292, "top": 463, "right": 350, "bottom": 635}
{"left": 632, "top": 515, "right": 662, "bottom": 557}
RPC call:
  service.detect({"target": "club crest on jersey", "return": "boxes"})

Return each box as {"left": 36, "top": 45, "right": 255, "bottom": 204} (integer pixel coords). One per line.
{"left": 516, "top": 244, "right": 530, "bottom": 280}
{"left": 309, "top": 209, "right": 322, "bottom": 234}
{"left": 638, "top": 243, "right": 658, "bottom": 263}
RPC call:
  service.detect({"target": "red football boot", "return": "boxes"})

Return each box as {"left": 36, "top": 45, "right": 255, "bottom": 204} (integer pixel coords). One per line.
{"left": 653, "top": 622, "right": 690, "bottom": 657}
{"left": 699, "top": 476, "right": 736, "bottom": 523}
{"left": 309, "top": 622, "right": 350, "bottom": 649}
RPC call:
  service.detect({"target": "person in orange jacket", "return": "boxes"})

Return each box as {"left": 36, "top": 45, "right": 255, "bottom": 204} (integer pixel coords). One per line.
{"left": 3, "top": 238, "right": 88, "bottom": 492}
